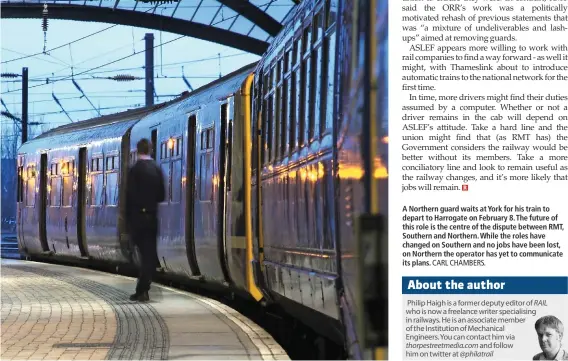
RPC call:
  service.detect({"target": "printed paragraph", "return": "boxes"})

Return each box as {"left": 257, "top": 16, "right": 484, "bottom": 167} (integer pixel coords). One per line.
{"left": 401, "top": 204, "right": 564, "bottom": 267}
{"left": 403, "top": 297, "right": 549, "bottom": 359}
{"left": 399, "top": 0, "right": 568, "bottom": 193}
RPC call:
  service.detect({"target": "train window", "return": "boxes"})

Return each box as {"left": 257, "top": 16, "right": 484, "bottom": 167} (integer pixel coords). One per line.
{"left": 325, "top": 35, "right": 336, "bottom": 133}
{"left": 17, "top": 166, "right": 23, "bottom": 203}
{"left": 50, "top": 177, "right": 61, "bottom": 207}
{"left": 91, "top": 157, "right": 103, "bottom": 172}
{"left": 287, "top": 75, "right": 295, "bottom": 152}
{"left": 130, "top": 151, "right": 137, "bottom": 166}
{"left": 106, "top": 157, "right": 113, "bottom": 170}
{"left": 327, "top": 0, "right": 337, "bottom": 29}
{"left": 62, "top": 175, "right": 73, "bottom": 207}
{"left": 293, "top": 38, "right": 300, "bottom": 65}
{"left": 26, "top": 165, "right": 36, "bottom": 207}
{"left": 171, "top": 159, "right": 182, "bottom": 203}
{"left": 266, "top": 94, "right": 274, "bottom": 163}
{"left": 175, "top": 137, "right": 181, "bottom": 157}
{"left": 303, "top": 56, "right": 311, "bottom": 144}
{"left": 207, "top": 129, "right": 214, "bottom": 149}
{"left": 161, "top": 143, "right": 166, "bottom": 159}
{"left": 284, "top": 50, "right": 290, "bottom": 74}
{"left": 277, "top": 58, "right": 283, "bottom": 84}
{"left": 263, "top": 73, "right": 269, "bottom": 96}
{"left": 89, "top": 174, "right": 103, "bottom": 206}
{"left": 303, "top": 25, "right": 311, "bottom": 54}
{"left": 294, "top": 68, "right": 303, "bottom": 148}
{"left": 274, "top": 86, "right": 281, "bottom": 160}
{"left": 313, "top": 45, "right": 323, "bottom": 139}
{"left": 199, "top": 153, "right": 212, "bottom": 201}
{"left": 105, "top": 172, "right": 119, "bottom": 206}
{"left": 281, "top": 76, "right": 289, "bottom": 157}
{"left": 161, "top": 162, "right": 170, "bottom": 202}
{"left": 314, "top": 10, "right": 324, "bottom": 42}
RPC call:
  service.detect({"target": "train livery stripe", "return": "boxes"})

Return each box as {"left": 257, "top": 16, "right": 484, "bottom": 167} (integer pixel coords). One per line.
{"left": 243, "top": 73, "right": 263, "bottom": 302}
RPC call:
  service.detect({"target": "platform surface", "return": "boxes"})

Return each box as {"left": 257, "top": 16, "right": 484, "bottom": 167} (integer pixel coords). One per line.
{"left": 0, "top": 259, "right": 289, "bottom": 360}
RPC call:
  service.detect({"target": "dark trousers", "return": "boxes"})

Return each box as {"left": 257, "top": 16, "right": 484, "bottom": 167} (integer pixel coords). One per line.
{"left": 131, "top": 213, "right": 158, "bottom": 294}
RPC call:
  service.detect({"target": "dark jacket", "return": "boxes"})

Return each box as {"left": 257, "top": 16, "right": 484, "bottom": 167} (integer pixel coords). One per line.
{"left": 125, "top": 158, "right": 165, "bottom": 228}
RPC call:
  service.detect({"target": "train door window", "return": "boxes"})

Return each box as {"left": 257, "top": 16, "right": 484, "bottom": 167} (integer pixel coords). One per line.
{"left": 151, "top": 129, "right": 157, "bottom": 160}
{"left": 165, "top": 136, "right": 182, "bottom": 203}
{"left": 160, "top": 141, "right": 171, "bottom": 202}
{"left": 313, "top": 9, "right": 325, "bottom": 138}
{"left": 50, "top": 162, "right": 61, "bottom": 207}
{"left": 89, "top": 156, "right": 103, "bottom": 206}
{"left": 129, "top": 151, "right": 137, "bottom": 166}
{"left": 26, "top": 165, "right": 36, "bottom": 207}
{"left": 171, "top": 137, "right": 183, "bottom": 203}
{"left": 105, "top": 155, "right": 119, "bottom": 206}
{"left": 199, "top": 128, "right": 214, "bottom": 201}
{"left": 324, "top": 24, "right": 336, "bottom": 133}
{"left": 303, "top": 50, "right": 312, "bottom": 143}
{"left": 294, "top": 65, "right": 302, "bottom": 148}
{"left": 17, "top": 165, "right": 24, "bottom": 203}
{"left": 314, "top": 9, "right": 324, "bottom": 42}
{"left": 266, "top": 94, "right": 274, "bottom": 163}
{"left": 61, "top": 161, "right": 74, "bottom": 207}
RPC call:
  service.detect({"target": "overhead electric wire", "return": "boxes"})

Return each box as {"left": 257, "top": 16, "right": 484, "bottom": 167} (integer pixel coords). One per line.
{"left": 2, "top": 48, "right": 69, "bottom": 67}
{"left": 1, "top": 24, "right": 120, "bottom": 64}
{"left": 29, "top": 103, "right": 143, "bottom": 116}
{"left": 3, "top": 34, "right": 186, "bottom": 94}
{"left": 1, "top": 75, "right": 219, "bottom": 83}
{"left": 4, "top": 52, "right": 249, "bottom": 84}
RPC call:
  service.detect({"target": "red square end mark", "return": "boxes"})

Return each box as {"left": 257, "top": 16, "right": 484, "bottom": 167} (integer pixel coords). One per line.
{"left": 462, "top": 184, "right": 469, "bottom": 191}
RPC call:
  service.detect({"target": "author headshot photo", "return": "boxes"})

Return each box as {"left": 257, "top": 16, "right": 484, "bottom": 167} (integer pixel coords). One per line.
{"left": 533, "top": 315, "right": 568, "bottom": 360}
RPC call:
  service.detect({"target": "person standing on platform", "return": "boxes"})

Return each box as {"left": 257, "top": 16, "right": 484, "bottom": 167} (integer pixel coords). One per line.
{"left": 125, "top": 138, "right": 165, "bottom": 302}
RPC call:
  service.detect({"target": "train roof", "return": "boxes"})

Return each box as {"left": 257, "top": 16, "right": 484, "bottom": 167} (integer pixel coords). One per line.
{"left": 131, "top": 62, "right": 257, "bottom": 128}
{"left": 17, "top": 62, "right": 257, "bottom": 155}
{"left": 17, "top": 94, "right": 189, "bottom": 154}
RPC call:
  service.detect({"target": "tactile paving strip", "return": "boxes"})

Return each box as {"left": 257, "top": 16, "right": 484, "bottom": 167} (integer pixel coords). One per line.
{"left": 3, "top": 263, "right": 170, "bottom": 360}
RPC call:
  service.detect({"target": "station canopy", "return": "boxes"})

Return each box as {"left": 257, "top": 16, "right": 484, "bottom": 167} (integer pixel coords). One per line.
{"left": 0, "top": 0, "right": 299, "bottom": 55}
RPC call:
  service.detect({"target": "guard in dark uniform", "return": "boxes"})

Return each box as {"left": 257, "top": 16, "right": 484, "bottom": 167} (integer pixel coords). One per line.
{"left": 125, "top": 138, "right": 165, "bottom": 302}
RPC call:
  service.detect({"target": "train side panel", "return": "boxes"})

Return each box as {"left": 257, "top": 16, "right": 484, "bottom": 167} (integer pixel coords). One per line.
{"left": 85, "top": 138, "right": 126, "bottom": 262}
{"left": 45, "top": 148, "right": 82, "bottom": 257}
{"left": 251, "top": 0, "right": 343, "bottom": 342}
{"left": 336, "top": 0, "right": 389, "bottom": 358}
{"left": 154, "top": 115, "right": 192, "bottom": 276}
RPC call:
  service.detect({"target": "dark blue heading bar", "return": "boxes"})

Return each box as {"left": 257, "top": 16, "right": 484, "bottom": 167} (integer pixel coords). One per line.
{"left": 402, "top": 277, "right": 568, "bottom": 294}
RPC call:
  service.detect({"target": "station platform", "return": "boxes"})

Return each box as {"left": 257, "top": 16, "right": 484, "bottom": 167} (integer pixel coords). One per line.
{"left": 0, "top": 259, "right": 290, "bottom": 360}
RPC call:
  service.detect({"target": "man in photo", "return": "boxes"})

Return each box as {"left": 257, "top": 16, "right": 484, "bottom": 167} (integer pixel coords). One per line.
{"left": 533, "top": 315, "right": 568, "bottom": 360}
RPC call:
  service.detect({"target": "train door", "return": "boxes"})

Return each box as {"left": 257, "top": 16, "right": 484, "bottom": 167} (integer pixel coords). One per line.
{"left": 218, "top": 102, "right": 233, "bottom": 284}
{"left": 151, "top": 129, "right": 158, "bottom": 160}
{"left": 39, "top": 153, "right": 49, "bottom": 252}
{"left": 150, "top": 127, "right": 162, "bottom": 269}
{"left": 185, "top": 114, "right": 200, "bottom": 275}
{"left": 76, "top": 147, "right": 88, "bottom": 257}
{"left": 17, "top": 157, "right": 25, "bottom": 249}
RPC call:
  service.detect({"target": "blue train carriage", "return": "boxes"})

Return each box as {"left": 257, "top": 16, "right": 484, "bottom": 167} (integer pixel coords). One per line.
{"left": 128, "top": 63, "right": 263, "bottom": 300}
{"left": 16, "top": 102, "right": 180, "bottom": 264}
{"left": 250, "top": 0, "right": 345, "bottom": 348}
{"left": 336, "top": 0, "right": 389, "bottom": 359}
